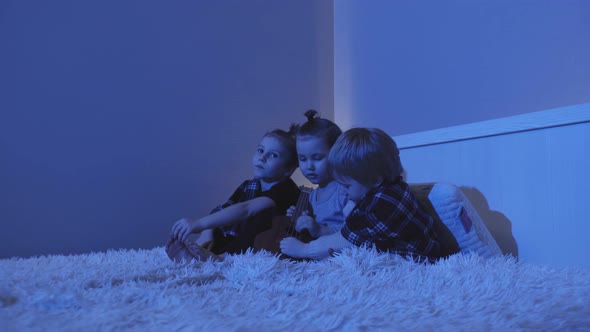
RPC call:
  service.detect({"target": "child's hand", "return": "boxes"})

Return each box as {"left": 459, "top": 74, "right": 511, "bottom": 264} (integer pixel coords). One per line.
{"left": 295, "top": 211, "right": 319, "bottom": 236}
{"left": 171, "top": 218, "right": 197, "bottom": 242}
{"left": 280, "top": 237, "right": 307, "bottom": 258}
{"left": 286, "top": 206, "right": 296, "bottom": 217}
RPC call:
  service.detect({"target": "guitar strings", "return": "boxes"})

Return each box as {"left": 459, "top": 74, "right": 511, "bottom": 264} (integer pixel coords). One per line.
{"left": 287, "top": 188, "right": 309, "bottom": 237}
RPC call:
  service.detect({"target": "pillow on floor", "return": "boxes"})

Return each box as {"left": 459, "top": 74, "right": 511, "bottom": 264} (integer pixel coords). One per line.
{"left": 426, "top": 183, "right": 502, "bottom": 258}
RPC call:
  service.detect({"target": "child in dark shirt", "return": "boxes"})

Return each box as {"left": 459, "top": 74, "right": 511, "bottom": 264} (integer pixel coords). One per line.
{"left": 280, "top": 127, "right": 443, "bottom": 262}
{"left": 167, "top": 128, "right": 300, "bottom": 261}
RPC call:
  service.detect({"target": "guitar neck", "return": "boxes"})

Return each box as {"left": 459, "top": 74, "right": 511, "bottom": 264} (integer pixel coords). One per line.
{"left": 291, "top": 187, "right": 311, "bottom": 222}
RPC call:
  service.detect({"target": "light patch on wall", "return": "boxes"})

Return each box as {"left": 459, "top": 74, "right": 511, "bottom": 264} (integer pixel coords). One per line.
{"left": 334, "top": 66, "right": 354, "bottom": 131}
{"left": 334, "top": 0, "right": 354, "bottom": 131}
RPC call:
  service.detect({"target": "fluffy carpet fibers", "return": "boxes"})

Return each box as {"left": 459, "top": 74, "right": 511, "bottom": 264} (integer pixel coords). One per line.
{"left": 1, "top": 247, "right": 589, "bottom": 331}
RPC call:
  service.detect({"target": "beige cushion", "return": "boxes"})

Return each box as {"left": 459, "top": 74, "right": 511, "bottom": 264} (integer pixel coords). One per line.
{"left": 425, "top": 183, "right": 502, "bottom": 258}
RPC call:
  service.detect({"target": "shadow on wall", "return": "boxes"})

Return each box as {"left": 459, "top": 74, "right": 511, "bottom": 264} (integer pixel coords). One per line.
{"left": 460, "top": 186, "right": 519, "bottom": 258}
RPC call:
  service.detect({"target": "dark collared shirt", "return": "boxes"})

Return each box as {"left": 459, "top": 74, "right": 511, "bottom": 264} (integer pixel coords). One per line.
{"left": 212, "top": 178, "right": 300, "bottom": 237}
{"left": 341, "top": 177, "right": 442, "bottom": 261}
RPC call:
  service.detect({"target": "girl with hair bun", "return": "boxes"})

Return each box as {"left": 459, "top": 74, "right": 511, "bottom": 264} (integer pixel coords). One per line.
{"left": 280, "top": 110, "right": 354, "bottom": 260}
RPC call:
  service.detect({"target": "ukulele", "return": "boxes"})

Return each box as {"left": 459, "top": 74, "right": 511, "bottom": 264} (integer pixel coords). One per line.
{"left": 253, "top": 186, "right": 313, "bottom": 254}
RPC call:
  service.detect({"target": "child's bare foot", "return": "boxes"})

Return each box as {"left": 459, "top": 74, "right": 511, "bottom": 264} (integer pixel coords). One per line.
{"left": 184, "top": 234, "right": 223, "bottom": 262}
{"left": 165, "top": 237, "right": 195, "bottom": 262}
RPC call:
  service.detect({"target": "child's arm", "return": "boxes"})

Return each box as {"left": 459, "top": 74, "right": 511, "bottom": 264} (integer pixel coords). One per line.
{"left": 294, "top": 211, "right": 321, "bottom": 237}
{"left": 314, "top": 223, "right": 343, "bottom": 237}
{"left": 172, "top": 196, "right": 276, "bottom": 241}
{"left": 295, "top": 215, "right": 341, "bottom": 238}
{"left": 280, "top": 231, "right": 353, "bottom": 260}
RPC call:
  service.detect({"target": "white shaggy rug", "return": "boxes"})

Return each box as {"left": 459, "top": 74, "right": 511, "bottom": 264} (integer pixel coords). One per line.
{"left": 1, "top": 247, "right": 589, "bottom": 331}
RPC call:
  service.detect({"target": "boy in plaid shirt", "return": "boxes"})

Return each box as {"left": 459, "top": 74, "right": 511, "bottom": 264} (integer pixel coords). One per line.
{"left": 166, "top": 128, "right": 300, "bottom": 261}
{"left": 281, "top": 127, "right": 443, "bottom": 262}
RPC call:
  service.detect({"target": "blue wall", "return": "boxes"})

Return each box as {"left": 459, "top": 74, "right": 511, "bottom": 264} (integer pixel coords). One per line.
{"left": 334, "top": 0, "right": 590, "bottom": 135}
{"left": 0, "top": 1, "right": 333, "bottom": 258}
{"left": 332, "top": 1, "right": 590, "bottom": 267}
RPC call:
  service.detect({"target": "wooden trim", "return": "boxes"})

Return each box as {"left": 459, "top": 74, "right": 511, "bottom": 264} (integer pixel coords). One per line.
{"left": 394, "top": 103, "right": 590, "bottom": 150}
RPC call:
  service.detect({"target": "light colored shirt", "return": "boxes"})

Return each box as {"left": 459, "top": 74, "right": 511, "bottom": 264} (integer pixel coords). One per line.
{"left": 309, "top": 181, "right": 355, "bottom": 234}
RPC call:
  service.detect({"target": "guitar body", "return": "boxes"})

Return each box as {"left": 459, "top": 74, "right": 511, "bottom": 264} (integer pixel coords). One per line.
{"left": 253, "top": 187, "right": 313, "bottom": 254}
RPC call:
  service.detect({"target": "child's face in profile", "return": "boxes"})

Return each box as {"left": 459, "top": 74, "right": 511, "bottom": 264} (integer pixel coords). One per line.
{"left": 336, "top": 177, "right": 373, "bottom": 203}
{"left": 252, "top": 136, "right": 292, "bottom": 183}
{"left": 296, "top": 136, "right": 332, "bottom": 187}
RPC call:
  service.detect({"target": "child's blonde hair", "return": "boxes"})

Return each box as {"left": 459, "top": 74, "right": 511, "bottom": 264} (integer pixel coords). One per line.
{"left": 328, "top": 127, "right": 402, "bottom": 186}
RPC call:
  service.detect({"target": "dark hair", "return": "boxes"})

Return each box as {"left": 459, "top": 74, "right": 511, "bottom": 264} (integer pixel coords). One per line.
{"left": 294, "top": 109, "right": 342, "bottom": 147}
{"left": 263, "top": 127, "right": 298, "bottom": 169}
{"left": 328, "top": 127, "right": 402, "bottom": 187}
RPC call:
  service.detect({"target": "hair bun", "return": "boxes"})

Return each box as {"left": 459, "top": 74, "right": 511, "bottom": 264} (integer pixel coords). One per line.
{"left": 304, "top": 109, "right": 318, "bottom": 122}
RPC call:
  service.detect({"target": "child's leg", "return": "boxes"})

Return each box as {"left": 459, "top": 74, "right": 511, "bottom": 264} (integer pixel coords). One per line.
{"left": 211, "top": 209, "right": 277, "bottom": 254}
{"left": 165, "top": 231, "right": 222, "bottom": 262}
{"left": 165, "top": 230, "right": 205, "bottom": 253}
{"left": 195, "top": 228, "right": 214, "bottom": 250}
{"left": 183, "top": 233, "right": 223, "bottom": 262}
{"left": 165, "top": 237, "right": 195, "bottom": 262}
{"left": 280, "top": 237, "right": 307, "bottom": 258}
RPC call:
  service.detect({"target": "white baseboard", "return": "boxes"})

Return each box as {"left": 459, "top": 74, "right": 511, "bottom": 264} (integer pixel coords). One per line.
{"left": 394, "top": 103, "right": 590, "bottom": 150}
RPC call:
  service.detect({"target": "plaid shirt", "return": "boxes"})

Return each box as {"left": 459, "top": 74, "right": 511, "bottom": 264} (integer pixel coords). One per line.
{"left": 211, "top": 179, "right": 261, "bottom": 237}
{"left": 210, "top": 179, "right": 260, "bottom": 214}
{"left": 341, "top": 177, "right": 441, "bottom": 260}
